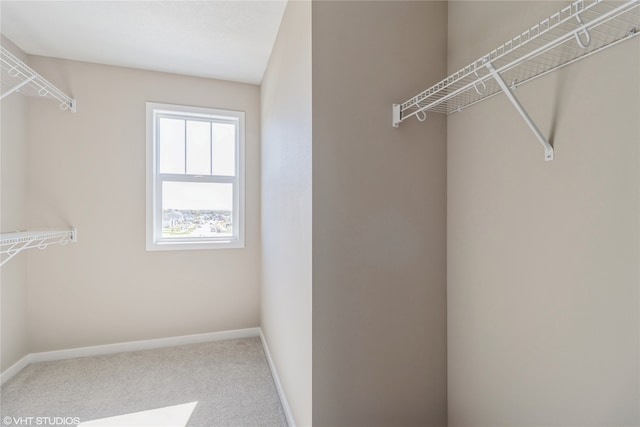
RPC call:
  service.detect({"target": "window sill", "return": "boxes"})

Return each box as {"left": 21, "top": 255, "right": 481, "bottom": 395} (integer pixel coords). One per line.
{"left": 146, "top": 239, "right": 244, "bottom": 251}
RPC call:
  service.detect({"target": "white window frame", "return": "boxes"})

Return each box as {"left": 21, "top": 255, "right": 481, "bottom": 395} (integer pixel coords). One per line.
{"left": 146, "top": 102, "right": 245, "bottom": 251}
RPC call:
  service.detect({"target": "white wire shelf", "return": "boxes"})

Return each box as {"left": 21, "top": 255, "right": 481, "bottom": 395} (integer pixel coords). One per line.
{"left": 392, "top": 0, "right": 640, "bottom": 161}
{"left": 1, "top": 46, "right": 76, "bottom": 112}
{"left": 0, "top": 228, "right": 77, "bottom": 267}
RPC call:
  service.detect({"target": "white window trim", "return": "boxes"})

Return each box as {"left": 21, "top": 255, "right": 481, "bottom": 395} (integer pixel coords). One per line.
{"left": 146, "top": 102, "right": 245, "bottom": 251}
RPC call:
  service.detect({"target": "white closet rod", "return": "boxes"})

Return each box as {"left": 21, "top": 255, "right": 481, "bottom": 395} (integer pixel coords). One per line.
{"left": 392, "top": 0, "right": 640, "bottom": 161}
{"left": 0, "top": 46, "right": 76, "bottom": 112}
{"left": 0, "top": 229, "right": 77, "bottom": 267}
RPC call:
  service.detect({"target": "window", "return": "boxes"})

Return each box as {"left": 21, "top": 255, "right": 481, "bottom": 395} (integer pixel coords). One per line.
{"left": 146, "top": 103, "right": 244, "bottom": 250}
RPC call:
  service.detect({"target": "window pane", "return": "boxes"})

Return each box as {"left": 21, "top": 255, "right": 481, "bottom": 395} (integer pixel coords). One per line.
{"left": 186, "top": 120, "right": 211, "bottom": 175}
{"left": 159, "top": 118, "right": 185, "bottom": 174}
{"left": 211, "top": 123, "right": 236, "bottom": 176}
{"left": 162, "top": 181, "right": 233, "bottom": 238}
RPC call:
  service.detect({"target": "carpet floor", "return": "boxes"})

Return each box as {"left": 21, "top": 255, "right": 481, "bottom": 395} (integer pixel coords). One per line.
{"left": 0, "top": 337, "right": 287, "bottom": 427}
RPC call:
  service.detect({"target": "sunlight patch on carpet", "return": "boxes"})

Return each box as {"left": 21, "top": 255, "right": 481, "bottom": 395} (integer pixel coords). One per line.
{"left": 78, "top": 401, "right": 198, "bottom": 426}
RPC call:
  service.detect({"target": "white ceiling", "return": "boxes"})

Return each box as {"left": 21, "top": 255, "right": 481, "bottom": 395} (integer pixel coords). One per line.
{"left": 0, "top": 1, "right": 287, "bottom": 85}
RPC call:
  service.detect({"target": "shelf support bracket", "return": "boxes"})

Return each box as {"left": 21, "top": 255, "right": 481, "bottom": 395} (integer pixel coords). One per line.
{"left": 392, "top": 104, "right": 401, "bottom": 128}
{"left": 484, "top": 60, "right": 554, "bottom": 161}
{"left": 0, "top": 238, "right": 35, "bottom": 268}
{"left": 0, "top": 246, "right": 23, "bottom": 267}
{"left": 0, "top": 76, "right": 36, "bottom": 101}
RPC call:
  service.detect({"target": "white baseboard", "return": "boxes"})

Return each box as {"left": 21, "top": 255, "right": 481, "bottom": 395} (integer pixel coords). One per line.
{"left": 1, "top": 328, "right": 260, "bottom": 382}
{"left": 259, "top": 329, "right": 296, "bottom": 427}
{"left": 0, "top": 354, "right": 31, "bottom": 385}
{"left": 30, "top": 327, "right": 260, "bottom": 363}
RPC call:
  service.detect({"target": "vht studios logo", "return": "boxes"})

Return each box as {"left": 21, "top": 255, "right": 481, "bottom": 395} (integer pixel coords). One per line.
{"left": 2, "top": 416, "right": 81, "bottom": 426}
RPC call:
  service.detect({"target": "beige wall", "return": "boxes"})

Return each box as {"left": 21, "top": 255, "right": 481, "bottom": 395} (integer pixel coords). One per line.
{"left": 0, "top": 36, "right": 29, "bottom": 371}
{"left": 24, "top": 57, "right": 262, "bottom": 352}
{"left": 311, "top": 2, "right": 448, "bottom": 425}
{"left": 447, "top": 2, "right": 640, "bottom": 425}
{"left": 260, "top": 1, "right": 312, "bottom": 426}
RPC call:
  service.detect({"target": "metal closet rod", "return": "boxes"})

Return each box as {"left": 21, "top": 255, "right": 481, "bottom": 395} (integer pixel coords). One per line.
{"left": 0, "top": 46, "right": 76, "bottom": 112}
{"left": 392, "top": 0, "right": 640, "bottom": 161}
{"left": 0, "top": 228, "right": 77, "bottom": 267}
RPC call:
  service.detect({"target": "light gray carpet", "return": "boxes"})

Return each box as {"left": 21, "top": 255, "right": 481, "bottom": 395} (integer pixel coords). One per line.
{"left": 1, "top": 337, "right": 287, "bottom": 427}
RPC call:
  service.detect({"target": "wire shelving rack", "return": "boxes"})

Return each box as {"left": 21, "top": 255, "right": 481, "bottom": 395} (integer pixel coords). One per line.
{"left": 0, "top": 229, "right": 77, "bottom": 267}
{"left": 392, "top": 0, "right": 640, "bottom": 161}
{"left": 1, "top": 45, "right": 76, "bottom": 112}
